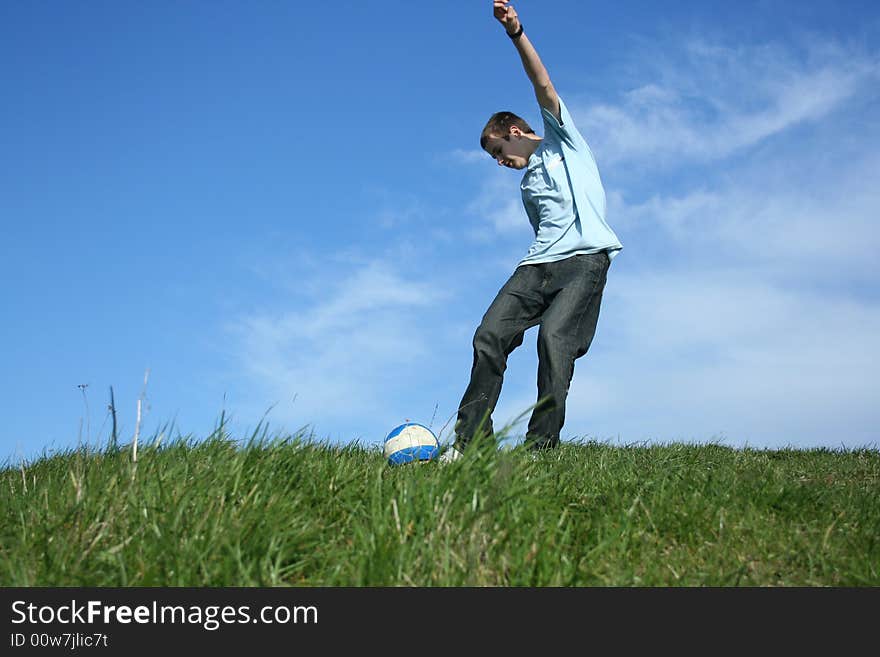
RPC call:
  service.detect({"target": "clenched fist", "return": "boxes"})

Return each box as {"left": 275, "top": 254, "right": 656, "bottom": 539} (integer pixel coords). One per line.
{"left": 493, "top": 1, "right": 521, "bottom": 36}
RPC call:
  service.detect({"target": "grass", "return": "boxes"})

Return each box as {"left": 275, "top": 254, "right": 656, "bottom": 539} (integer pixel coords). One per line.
{"left": 1, "top": 427, "right": 878, "bottom": 586}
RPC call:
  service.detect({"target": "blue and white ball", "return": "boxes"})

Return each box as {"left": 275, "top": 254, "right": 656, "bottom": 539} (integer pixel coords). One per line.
{"left": 383, "top": 422, "right": 440, "bottom": 466}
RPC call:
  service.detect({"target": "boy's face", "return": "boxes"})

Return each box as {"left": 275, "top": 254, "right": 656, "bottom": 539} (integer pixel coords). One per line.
{"left": 483, "top": 127, "right": 533, "bottom": 170}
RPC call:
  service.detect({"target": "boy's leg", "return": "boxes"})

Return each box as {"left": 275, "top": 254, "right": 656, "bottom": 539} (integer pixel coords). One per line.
{"left": 454, "top": 265, "right": 544, "bottom": 450}
{"left": 526, "top": 252, "right": 610, "bottom": 449}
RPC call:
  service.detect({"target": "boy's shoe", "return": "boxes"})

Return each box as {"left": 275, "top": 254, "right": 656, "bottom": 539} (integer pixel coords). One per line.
{"left": 438, "top": 446, "right": 463, "bottom": 464}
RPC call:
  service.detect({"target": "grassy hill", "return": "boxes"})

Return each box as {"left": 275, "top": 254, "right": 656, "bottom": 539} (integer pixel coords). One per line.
{"left": 2, "top": 430, "right": 878, "bottom": 586}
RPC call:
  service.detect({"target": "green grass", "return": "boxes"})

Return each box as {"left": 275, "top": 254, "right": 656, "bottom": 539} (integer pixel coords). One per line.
{"left": 2, "top": 428, "right": 878, "bottom": 586}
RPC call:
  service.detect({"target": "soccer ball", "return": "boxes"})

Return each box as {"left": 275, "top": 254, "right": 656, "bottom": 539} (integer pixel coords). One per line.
{"left": 383, "top": 422, "right": 440, "bottom": 466}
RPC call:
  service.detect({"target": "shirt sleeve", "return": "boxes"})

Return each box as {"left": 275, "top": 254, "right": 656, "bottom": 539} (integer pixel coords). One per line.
{"left": 540, "top": 97, "right": 584, "bottom": 151}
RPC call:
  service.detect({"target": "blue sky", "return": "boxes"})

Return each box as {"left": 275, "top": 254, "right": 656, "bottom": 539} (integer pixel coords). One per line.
{"left": 2, "top": 1, "right": 879, "bottom": 462}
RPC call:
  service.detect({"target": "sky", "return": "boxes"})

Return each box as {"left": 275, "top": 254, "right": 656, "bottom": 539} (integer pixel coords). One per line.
{"left": 2, "top": 1, "right": 879, "bottom": 463}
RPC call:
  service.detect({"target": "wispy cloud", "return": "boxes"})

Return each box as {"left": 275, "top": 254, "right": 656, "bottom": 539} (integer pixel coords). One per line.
{"left": 464, "top": 168, "right": 532, "bottom": 241}
{"left": 562, "top": 268, "right": 880, "bottom": 447}
{"left": 614, "top": 150, "right": 880, "bottom": 284}
{"left": 445, "top": 148, "right": 488, "bottom": 164}
{"left": 574, "top": 39, "right": 879, "bottom": 165}
{"left": 229, "top": 260, "right": 450, "bottom": 439}
{"left": 467, "top": 185, "right": 527, "bottom": 236}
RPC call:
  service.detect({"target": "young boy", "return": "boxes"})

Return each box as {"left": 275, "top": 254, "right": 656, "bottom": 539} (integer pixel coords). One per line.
{"left": 441, "top": 1, "right": 623, "bottom": 461}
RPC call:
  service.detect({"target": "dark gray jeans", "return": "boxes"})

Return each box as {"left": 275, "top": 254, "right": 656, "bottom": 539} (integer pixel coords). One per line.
{"left": 454, "top": 251, "right": 610, "bottom": 450}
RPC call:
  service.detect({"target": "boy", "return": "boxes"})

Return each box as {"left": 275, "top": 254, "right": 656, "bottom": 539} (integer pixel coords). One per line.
{"left": 441, "top": 1, "right": 623, "bottom": 461}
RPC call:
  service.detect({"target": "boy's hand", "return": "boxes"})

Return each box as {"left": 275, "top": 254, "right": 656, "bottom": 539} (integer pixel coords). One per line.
{"left": 493, "top": 0, "right": 521, "bottom": 36}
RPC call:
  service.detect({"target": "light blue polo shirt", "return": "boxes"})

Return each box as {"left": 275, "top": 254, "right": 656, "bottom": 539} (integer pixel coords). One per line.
{"left": 518, "top": 96, "right": 622, "bottom": 266}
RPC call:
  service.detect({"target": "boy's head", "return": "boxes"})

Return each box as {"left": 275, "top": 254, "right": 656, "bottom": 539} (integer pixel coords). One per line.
{"left": 480, "top": 111, "right": 541, "bottom": 169}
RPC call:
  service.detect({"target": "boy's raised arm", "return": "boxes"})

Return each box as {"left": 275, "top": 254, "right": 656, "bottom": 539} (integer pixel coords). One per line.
{"left": 493, "top": 1, "right": 560, "bottom": 121}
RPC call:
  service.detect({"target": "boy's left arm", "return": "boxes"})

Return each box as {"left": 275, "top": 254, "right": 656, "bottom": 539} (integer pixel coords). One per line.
{"left": 493, "top": 1, "right": 560, "bottom": 121}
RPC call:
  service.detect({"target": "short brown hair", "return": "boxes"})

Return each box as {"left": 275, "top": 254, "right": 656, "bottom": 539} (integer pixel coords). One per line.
{"left": 480, "top": 111, "right": 535, "bottom": 150}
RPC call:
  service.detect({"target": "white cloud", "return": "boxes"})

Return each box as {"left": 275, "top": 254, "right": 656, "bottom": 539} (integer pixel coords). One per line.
{"left": 445, "top": 148, "right": 488, "bottom": 164}
{"left": 441, "top": 147, "right": 533, "bottom": 241}
{"left": 574, "top": 39, "right": 879, "bottom": 165}
{"left": 464, "top": 168, "right": 532, "bottom": 238}
{"left": 229, "top": 261, "right": 450, "bottom": 438}
{"left": 613, "top": 149, "right": 880, "bottom": 284}
{"left": 562, "top": 269, "right": 880, "bottom": 448}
